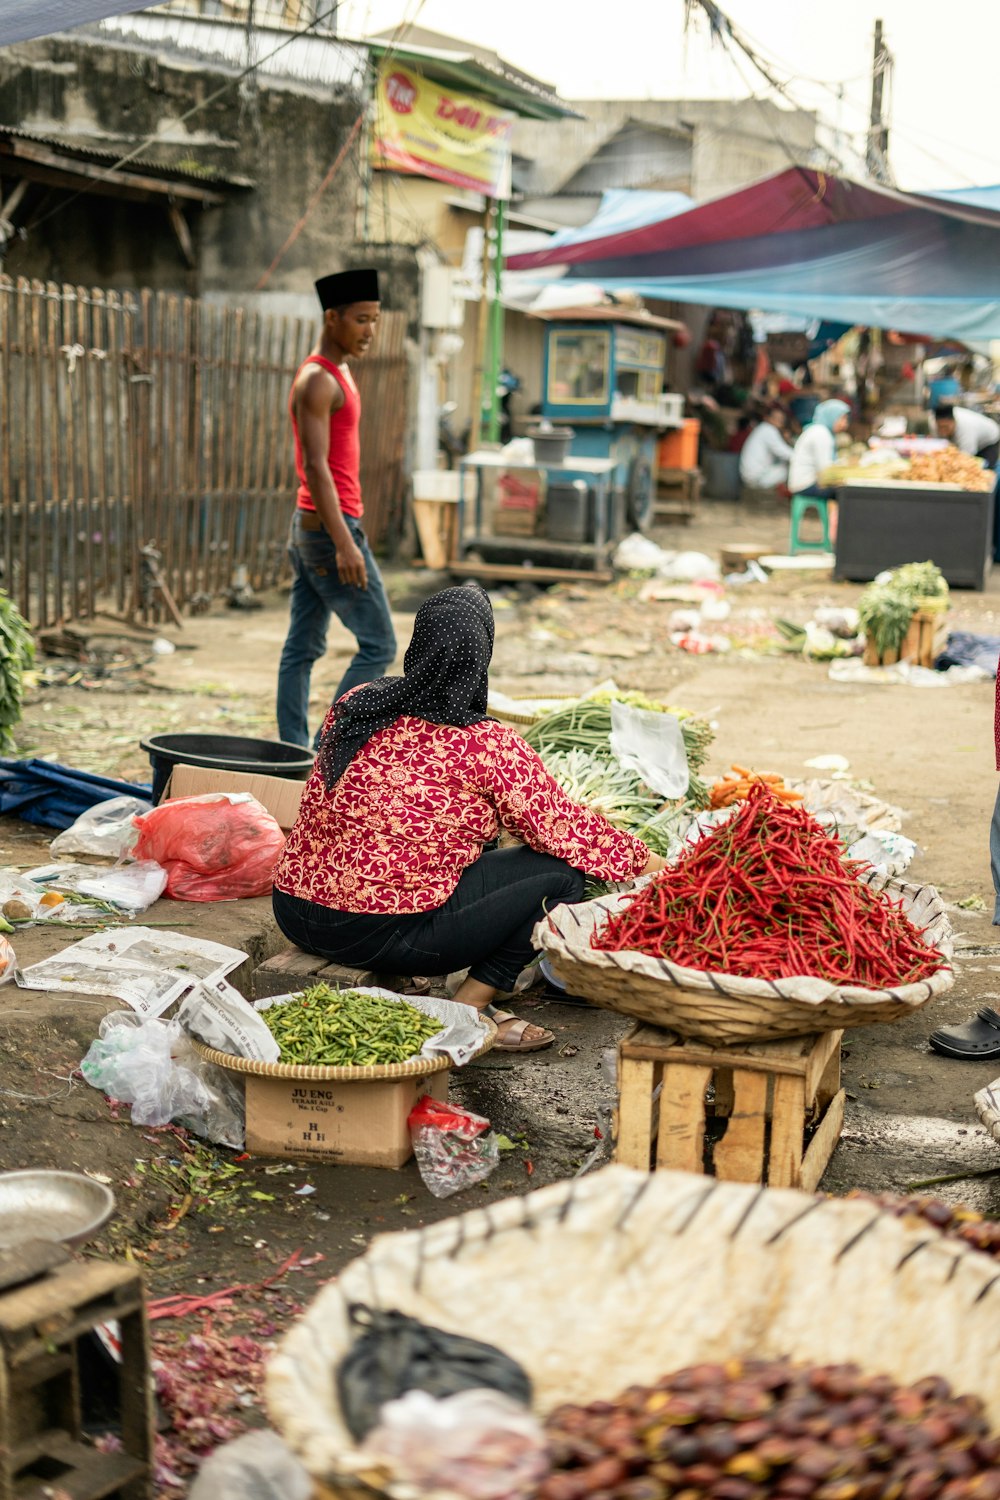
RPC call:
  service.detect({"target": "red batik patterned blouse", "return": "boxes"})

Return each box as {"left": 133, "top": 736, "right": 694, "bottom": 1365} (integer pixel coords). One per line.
{"left": 273, "top": 711, "right": 650, "bottom": 914}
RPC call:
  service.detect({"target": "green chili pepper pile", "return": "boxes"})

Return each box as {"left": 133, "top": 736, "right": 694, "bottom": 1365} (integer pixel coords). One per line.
{"left": 263, "top": 984, "right": 442, "bottom": 1067}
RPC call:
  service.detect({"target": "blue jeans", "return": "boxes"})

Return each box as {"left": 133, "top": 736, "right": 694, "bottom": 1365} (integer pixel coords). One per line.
{"left": 276, "top": 515, "right": 396, "bottom": 750}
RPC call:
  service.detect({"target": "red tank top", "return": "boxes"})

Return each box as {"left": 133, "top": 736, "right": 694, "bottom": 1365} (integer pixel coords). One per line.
{"left": 291, "top": 355, "right": 363, "bottom": 518}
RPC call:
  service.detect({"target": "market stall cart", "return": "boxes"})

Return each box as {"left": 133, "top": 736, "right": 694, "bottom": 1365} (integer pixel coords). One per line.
{"left": 536, "top": 306, "right": 683, "bottom": 531}
{"left": 451, "top": 450, "right": 619, "bottom": 583}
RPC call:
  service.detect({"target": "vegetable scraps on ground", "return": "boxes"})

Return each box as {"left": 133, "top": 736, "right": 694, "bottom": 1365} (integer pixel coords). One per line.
{"left": 593, "top": 784, "right": 946, "bottom": 988}
{"left": 263, "top": 984, "right": 442, "bottom": 1067}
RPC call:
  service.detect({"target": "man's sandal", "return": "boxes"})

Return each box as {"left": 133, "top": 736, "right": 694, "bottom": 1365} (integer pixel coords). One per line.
{"left": 485, "top": 1006, "right": 555, "bottom": 1053}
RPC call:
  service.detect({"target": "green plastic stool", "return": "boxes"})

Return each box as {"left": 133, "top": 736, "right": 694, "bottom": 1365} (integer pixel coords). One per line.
{"left": 788, "top": 494, "right": 831, "bottom": 554}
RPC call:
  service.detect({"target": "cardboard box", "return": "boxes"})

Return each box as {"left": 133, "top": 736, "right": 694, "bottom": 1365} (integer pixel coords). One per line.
{"left": 244, "top": 1069, "right": 450, "bottom": 1166}
{"left": 164, "top": 763, "right": 306, "bottom": 831}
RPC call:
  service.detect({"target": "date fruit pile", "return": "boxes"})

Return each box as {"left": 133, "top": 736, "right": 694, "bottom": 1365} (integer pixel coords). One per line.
{"left": 847, "top": 1193, "right": 1000, "bottom": 1262}
{"left": 538, "top": 1359, "right": 1000, "bottom": 1500}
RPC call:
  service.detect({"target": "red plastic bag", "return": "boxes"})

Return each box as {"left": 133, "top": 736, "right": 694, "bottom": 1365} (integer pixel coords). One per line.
{"left": 133, "top": 793, "right": 285, "bottom": 902}
{"left": 408, "top": 1095, "right": 498, "bottom": 1198}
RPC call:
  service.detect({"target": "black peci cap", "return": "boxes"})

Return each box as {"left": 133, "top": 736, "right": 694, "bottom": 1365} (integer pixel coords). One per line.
{"left": 315, "top": 268, "right": 380, "bottom": 311}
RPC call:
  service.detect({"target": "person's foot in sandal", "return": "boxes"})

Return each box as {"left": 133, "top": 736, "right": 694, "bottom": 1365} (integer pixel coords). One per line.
{"left": 929, "top": 1007, "right": 1000, "bottom": 1060}
{"left": 487, "top": 1008, "right": 555, "bottom": 1053}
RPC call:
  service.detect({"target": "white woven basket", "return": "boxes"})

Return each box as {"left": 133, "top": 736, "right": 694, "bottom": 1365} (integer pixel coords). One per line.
{"left": 266, "top": 1165, "right": 1000, "bottom": 1496}
{"left": 975, "top": 1075, "right": 1000, "bottom": 1146}
{"left": 533, "top": 873, "right": 954, "bottom": 1044}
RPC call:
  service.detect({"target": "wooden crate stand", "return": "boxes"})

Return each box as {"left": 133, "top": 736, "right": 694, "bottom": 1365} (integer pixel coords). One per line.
{"left": 0, "top": 1252, "right": 153, "bottom": 1500}
{"left": 862, "top": 608, "right": 949, "bottom": 668}
{"left": 616, "top": 1025, "right": 845, "bottom": 1190}
{"left": 653, "top": 467, "right": 701, "bottom": 524}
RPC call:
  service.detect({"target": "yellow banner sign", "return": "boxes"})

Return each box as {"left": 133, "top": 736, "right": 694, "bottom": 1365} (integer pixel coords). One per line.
{"left": 372, "top": 62, "right": 514, "bottom": 199}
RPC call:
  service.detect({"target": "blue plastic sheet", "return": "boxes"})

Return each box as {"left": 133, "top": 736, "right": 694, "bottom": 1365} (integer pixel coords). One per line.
{"left": 0, "top": 758, "right": 151, "bottom": 831}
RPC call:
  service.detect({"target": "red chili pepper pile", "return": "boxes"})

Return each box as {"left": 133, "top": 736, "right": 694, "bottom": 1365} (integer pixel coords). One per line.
{"left": 594, "top": 783, "right": 946, "bottom": 987}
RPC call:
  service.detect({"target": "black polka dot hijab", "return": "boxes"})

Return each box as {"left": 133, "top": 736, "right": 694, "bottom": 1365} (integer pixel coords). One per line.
{"left": 318, "top": 583, "right": 495, "bottom": 788}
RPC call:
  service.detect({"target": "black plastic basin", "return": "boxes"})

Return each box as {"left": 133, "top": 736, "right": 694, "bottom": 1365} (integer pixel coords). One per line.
{"left": 141, "top": 732, "right": 314, "bottom": 805}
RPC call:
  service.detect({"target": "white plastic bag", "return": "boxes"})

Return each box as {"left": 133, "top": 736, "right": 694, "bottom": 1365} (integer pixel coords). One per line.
{"left": 362, "top": 1389, "right": 548, "bottom": 1500}
{"left": 613, "top": 532, "right": 669, "bottom": 573}
{"left": 26, "top": 861, "right": 167, "bottom": 913}
{"left": 608, "top": 698, "right": 689, "bottom": 799}
{"left": 188, "top": 1431, "right": 310, "bottom": 1500}
{"left": 49, "top": 795, "right": 151, "bottom": 859}
{"left": 80, "top": 1011, "right": 244, "bottom": 1146}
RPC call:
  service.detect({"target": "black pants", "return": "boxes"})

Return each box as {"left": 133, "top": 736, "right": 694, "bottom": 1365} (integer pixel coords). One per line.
{"left": 272, "top": 846, "right": 585, "bottom": 994}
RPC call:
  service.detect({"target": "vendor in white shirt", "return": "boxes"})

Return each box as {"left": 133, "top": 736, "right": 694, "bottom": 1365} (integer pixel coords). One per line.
{"left": 739, "top": 404, "right": 794, "bottom": 491}
{"left": 788, "top": 399, "right": 851, "bottom": 497}
{"left": 934, "top": 404, "right": 1000, "bottom": 466}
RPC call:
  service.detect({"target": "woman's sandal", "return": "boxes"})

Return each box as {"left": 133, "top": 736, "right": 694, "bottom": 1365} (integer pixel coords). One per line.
{"left": 487, "top": 1008, "right": 555, "bottom": 1053}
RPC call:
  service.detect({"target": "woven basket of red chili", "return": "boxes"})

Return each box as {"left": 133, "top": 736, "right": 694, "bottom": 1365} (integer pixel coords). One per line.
{"left": 535, "top": 784, "right": 953, "bottom": 1043}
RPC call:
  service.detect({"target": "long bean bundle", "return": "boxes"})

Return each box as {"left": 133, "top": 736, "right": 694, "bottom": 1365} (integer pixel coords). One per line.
{"left": 263, "top": 984, "right": 441, "bottom": 1067}
{"left": 594, "top": 783, "right": 946, "bottom": 987}
{"left": 524, "top": 695, "right": 713, "bottom": 769}
{"left": 542, "top": 748, "right": 689, "bottom": 857}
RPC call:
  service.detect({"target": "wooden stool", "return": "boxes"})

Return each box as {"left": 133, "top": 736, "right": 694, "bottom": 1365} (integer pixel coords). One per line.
{"left": 0, "top": 1245, "right": 152, "bottom": 1499}
{"left": 252, "top": 945, "right": 393, "bottom": 1000}
{"left": 788, "top": 494, "right": 831, "bottom": 554}
{"left": 615, "top": 1025, "right": 845, "bottom": 1190}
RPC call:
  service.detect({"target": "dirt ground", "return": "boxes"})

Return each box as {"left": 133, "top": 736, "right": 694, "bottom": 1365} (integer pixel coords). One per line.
{"left": 3, "top": 500, "right": 1000, "bottom": 1485}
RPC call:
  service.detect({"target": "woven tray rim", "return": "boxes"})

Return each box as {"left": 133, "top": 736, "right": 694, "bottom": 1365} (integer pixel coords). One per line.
{"left": 192, "top": 1014, "right": 496, "bottom": 1081}
{"left": 974, "top": 1075, "right": 1000, "bottom": 1146}
{"left": 266, "top": 1166, "right": 1000, "bottom": 1494}
{"left": 536, "top": 871, "right": 953, "bottom": 1011}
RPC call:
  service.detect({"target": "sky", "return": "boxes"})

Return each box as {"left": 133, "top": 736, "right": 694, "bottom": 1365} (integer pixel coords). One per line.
{"left": 337, "top": 0, "right": 1000, "bottom": 193}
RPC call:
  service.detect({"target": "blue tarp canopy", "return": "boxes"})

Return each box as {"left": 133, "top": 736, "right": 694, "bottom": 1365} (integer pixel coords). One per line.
{"left": 0, "top": 3, "right": 149, "bottom": 46}
{"left": 508, "top": 168, "right": 1000, "bottom": 342}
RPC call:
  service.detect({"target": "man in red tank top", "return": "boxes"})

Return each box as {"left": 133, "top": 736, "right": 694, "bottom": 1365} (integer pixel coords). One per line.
{"left": 276, "top": 268, "right": 397, "bottom": 749}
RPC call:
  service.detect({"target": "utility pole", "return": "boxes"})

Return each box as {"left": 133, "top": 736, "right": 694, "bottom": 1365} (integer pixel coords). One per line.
{"left": 866, "top": 19, "right": 893, "bottom": 184}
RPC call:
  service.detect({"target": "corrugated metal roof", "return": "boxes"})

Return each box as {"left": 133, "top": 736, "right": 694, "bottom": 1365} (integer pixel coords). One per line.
{"left": 0, "top": 123, "right": 251, "bottom": 187}
{"left": 93, "top": 11, "right": 364, "bottom": 91}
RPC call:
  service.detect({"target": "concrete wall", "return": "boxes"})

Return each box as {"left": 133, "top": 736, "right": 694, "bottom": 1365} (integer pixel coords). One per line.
{"left": 0, "top": 34, "right": 364, "bottom": 296}
{"left": 513, "top": 96, "right": 819, "bottom": 204}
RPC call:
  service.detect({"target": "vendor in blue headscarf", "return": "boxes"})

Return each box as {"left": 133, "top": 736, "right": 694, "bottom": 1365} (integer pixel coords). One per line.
{"left": 788, "top": 398, "right": 851, "bottom": 498}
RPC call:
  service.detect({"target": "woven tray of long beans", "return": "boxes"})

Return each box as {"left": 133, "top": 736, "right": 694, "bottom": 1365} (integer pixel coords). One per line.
{"left": 535, "top": 784, "right": 953, "bottom": 1043}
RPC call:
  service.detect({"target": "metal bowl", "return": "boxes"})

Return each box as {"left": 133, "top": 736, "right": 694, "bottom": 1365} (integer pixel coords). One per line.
{"left": 0, "top": 1170, "right": 116, "bottom": 1250}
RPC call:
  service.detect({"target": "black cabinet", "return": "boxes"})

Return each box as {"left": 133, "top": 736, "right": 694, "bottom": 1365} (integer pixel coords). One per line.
{"left": 834, "top": 483, "right": 994, "bottom": 590}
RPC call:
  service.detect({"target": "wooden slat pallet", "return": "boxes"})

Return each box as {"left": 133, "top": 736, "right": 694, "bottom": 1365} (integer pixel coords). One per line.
{"left": 0, "top": 1255, "right": 153, "bottom": 1500}
{"left": 616, "top": 1024, "right": 845, "bottom": 1189}
{"left": 862, "top": 608, "right": 949, "bottom": 668}
{"left": 253, "top": 944, "right": 395, "bottom": 1000}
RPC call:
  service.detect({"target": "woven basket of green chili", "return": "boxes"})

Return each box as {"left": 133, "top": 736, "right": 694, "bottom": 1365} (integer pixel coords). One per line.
{"left": 193, "top": 989, "right": 497, "bottom": 1082}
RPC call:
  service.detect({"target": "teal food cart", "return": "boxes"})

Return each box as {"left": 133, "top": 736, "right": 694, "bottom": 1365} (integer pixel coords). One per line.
{"left": 537, "top": 307, "right": 683, "bottom": 529}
